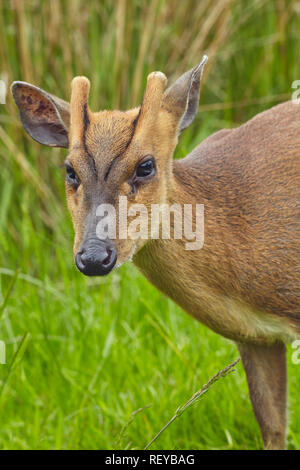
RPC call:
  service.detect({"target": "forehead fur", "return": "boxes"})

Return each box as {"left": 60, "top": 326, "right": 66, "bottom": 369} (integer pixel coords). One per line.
{"left": 70, "top": 108, "right": 140, "bottom": 176}
{"left": 86, "top": 110, "right": 139, "bottom": 159}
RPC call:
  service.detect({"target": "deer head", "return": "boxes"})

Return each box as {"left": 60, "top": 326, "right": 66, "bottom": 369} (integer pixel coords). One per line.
{"left": 11, "top": 56, "right": 207, "bottom": 276}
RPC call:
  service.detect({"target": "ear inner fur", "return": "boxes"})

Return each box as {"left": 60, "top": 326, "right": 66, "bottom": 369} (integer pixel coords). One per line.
{"left": 10, "top": 81, "right": 69, "bottom": 148}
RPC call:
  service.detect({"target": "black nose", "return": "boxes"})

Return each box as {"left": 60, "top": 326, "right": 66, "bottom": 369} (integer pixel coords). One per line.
{"left": 75, "top": 240, "right": 117, "bottom": 276}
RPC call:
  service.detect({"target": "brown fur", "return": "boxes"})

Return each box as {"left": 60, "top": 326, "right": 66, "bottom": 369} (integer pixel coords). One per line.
{"left": 11, "top": 62, "right": 300, "bottom": 449}
{"left": 136, "top": 100, "right": 300, "bottom": 344}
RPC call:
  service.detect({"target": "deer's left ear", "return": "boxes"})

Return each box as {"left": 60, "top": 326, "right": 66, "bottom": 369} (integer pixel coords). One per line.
{"left": 11, "top": 81, "right": 70, "bottom": 148}
{"left": 162, "top": 55, "right": 207, "bottom": 134}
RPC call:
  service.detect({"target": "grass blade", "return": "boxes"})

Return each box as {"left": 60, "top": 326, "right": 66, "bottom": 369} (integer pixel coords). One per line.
{"left": 144, "top": 358, "right": 240, "bottom": 450}
{"left": 0, "top": 331, "right": 30, "bottom": 402}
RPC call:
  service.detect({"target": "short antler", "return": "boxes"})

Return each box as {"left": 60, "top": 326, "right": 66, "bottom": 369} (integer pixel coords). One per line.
{"left": 136, "top": 71, "right": 167, "bottom": 132}
{"left": 69, "top": 76, "right": 91, "bottom": 147}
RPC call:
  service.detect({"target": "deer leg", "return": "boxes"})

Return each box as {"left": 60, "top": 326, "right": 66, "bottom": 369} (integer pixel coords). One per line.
{"left": 237, "top": 341, "right": 287, "bottom": 450}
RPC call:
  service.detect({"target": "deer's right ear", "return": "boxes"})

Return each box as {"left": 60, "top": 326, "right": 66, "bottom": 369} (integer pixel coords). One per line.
{"left": 162, "top": 55, "right": 207, "bottom": 135}
{"left": 11, "top": 81, "right": 70, "bottom": 148}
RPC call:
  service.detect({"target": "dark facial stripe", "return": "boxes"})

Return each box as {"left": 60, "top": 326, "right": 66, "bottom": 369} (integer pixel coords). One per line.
{"left": 104, "top": 109, "right": 141, "bottom": 182}
{"left": 83, "top": 103, "right": 98, "bottom": 178}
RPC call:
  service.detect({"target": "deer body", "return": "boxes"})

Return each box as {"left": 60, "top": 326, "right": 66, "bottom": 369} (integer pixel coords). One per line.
{"left": 11, "top": 57, "right": 300, "bottom": 449}
{"left": 135, "top": 100, "right": 300, "bottom": 345}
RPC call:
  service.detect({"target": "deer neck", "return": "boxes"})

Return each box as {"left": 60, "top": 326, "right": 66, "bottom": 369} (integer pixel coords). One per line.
{"left": 133, "top": 158, "right": 224, "bottom": 285}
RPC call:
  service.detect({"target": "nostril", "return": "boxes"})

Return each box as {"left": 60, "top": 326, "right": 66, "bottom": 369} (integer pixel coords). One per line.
{"left": 75, "top": 249, "right": 86, "bottom": 269}
{"left": 102, "top": 248, "right": 113, "bottom": 266}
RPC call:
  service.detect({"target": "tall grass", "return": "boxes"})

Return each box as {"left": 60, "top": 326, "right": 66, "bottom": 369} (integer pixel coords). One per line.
{"left": 1, "top": 0, "right": 300, "bottom": 235}
{"left": 0, "top": 0, "right": 300, "bottom": 450}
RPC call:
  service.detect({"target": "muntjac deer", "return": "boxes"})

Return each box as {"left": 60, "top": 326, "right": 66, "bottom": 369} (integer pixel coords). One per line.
{"left": 11, "top": 56, "right": 300, "bottom": 450}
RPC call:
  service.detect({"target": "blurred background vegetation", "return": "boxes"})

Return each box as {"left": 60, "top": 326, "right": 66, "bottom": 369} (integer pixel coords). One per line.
{"left": 0, "top": 0, "right": 299, "bottom": 450}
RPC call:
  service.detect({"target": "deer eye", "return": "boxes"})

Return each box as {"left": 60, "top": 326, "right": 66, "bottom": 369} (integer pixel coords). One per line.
{"left": 65, "top": 163, "right": 80, "bottom": 188}
{"left": 136, "top": 156, "right": 156, "bottom": 178}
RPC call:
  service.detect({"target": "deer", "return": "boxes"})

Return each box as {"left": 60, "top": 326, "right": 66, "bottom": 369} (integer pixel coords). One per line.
{"left": 11, "top": 55, "right": 300, "bottom": 450}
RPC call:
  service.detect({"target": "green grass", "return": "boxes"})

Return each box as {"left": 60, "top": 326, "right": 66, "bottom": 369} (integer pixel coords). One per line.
{"left": 1, "top": 239, "right": 300, "bottom": 450}
{"left": 0, "top": 0, "right": 300, "bottom": 450}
